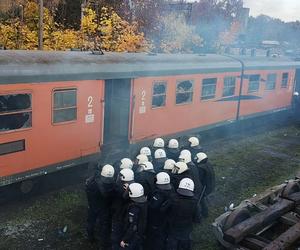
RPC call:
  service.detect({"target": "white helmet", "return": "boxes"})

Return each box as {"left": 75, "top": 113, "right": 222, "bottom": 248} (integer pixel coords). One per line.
{"left": 120, "top": 158, "right": 133, "bottom": 169}
{"left": 156, "top": 172, "right": 172, "bottom": 190}
{"left": 177, "top": 178, "right": 194, "bottom": 197}
{"left": 188, "top": 137, "right": 199, "bottom": 147}
{"left": 164, "top": 159, "right": 176, "bottom": 170}
{"left": 100, "top": 164, "right": 115, "bottom": 183}
{"left": 172, "top": 162, "right": 189, "bottom": 174}
{"left": 180, "top": 149, "right": 191, "bottom": 157}
{"left": 154, "top": 149, "right": 166, "bottom": 159}
{"left": 294, "top": 92, "right": 299, "bottom": 96}
{"left": 153, "top": 138, "right": 165, "bottom": 148}
{"left": 140, "top": 161, "right": 154, "bottom": 172}
{"left": 140, "top": 147, "right": 151, "bottom": 156}
{"left": 179, "top": 153, "right": 191, "bottom": 164}
{"left": 195, "top": 152, "right": 208, "bottom": 163}
{"left": 119, "top": 168, "right": 134, "bottom": 182}
{"left": 136, "top": 154, "right": 148, "bottom": 164}
{"left": 128, "top": 183, "right": 147, "bottom": 202}
{"left": 168, "top": 139, "right": 179, "bottom": 149}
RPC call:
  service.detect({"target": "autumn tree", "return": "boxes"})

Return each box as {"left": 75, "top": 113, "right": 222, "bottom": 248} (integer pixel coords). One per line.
{"left": 219, "top": 21, "right": 240, "bottom": 45}
{"left": 158, "top": 13, "right": 203, "bottom": 53}
{"left": 81, "top": 6, "right": 148, "bottom": 52}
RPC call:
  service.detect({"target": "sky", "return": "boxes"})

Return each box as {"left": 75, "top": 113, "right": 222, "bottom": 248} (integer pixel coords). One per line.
{"left": 243, "top": 0, "right": 300, "bottom": 22}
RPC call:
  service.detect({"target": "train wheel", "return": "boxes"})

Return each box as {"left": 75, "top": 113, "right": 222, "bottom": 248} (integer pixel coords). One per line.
{"left": 223, "top": 208, "right": 251, "bottom": 231}
{"left": 282, "top": 181, "right": 300, "bottom": 198}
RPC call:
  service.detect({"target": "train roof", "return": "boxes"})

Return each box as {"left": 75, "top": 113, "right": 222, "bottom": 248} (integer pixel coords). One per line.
{"left": 1, "top": 50, "right": 300, "bottom": 84}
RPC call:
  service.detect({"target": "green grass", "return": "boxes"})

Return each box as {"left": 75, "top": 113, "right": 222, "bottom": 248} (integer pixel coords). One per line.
{"left": 0, "top": 125, "right": 300, "bottom": 250}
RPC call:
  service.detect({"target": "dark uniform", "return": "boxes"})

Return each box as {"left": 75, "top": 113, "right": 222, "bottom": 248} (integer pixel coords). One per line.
{"left": 146, "top": 187, "right": 174, "bottom": 250}
{"left": 188, "top": 145, "right": 204, "bottom": 161}
{"left": 167, "top": 194, "right": 198, "bottom": 250}
{"left": 194, "top": 158, "right": 215, "bottom": 218}
{"left": 112, "top": 179, "right": 131, "bottom": 250}
{"left": 153, "top": 157, "right": 167, "bottom": 173}
{"left": 166, "top": 148, "right": 180, "bottom": 161}
{"left": 85, "top": 170, "right": 115, "bottom": 248}
{"left": 135, "top": 171, "right": 156, "bottom": 198}
{"left": 120, "top": 201, "right": 148, "bottom": 250}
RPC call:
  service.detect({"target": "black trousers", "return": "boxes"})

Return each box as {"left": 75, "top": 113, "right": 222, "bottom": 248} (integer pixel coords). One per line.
{"left": 166, "top": 236, "right": 191, "bottom": 250}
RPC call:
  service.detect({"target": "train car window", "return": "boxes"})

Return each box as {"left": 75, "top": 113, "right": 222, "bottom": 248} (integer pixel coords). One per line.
{"left": 201, "top": 78, "right": 217, "bottom": 100}
{"left": 223, "top": 77, "right": 236, "bottom": 97}
{"left": 281, "top": 73, "right": 289, "bottom": 88}
{"left": 152, "top": 82, "right": 167, "bottom": 108}
{"left": 266, "top": 74, "right": 277, "bottom": 90}
{"left": 53, "top": 89, "right": 77, "bottom": 123}
{"left": 0, "top": 94, "right": 32, "bottom": 132}
{"left": 248, "top": 74, "right": 260, "bottom": 93}
{"left": 176, "top": 80, "right": 194, "bottom": 104}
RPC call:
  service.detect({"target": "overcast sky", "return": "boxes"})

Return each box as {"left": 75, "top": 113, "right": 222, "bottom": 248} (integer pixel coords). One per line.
{"left": 243, "top": 0, "right": 300, "bottom": 22}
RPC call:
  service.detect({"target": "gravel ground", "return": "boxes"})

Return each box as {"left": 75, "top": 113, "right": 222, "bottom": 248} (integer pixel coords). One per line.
{"left": 1, "top": 123, "right": 300, "bottom": 250}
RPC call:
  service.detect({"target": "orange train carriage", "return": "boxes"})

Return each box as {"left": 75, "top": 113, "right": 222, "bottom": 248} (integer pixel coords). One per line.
{"left": 0, "top": 51, "right": 299, "bottom": 189}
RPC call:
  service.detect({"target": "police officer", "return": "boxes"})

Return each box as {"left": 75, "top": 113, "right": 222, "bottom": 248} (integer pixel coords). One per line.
{"left": 112, "top": 168, "right": 135, "bottom": 250}
{"left": 151, "top": 137, "right": 165, "bottom": 155}
{"left": 147, "top": 172, "right": 174, "bottom": 250}
{"left": 166, "top": 139, "right": 180, "bottom": 161}
{"left": 114, "top": 158, "right": 134, "bottom": 177}
{"left": 135, "top": 161, "right": 156, "bottom": 197}
{"left": 133, "top": 154, "right": 148, "bottom": 173}
{"left": 85, "top": 164, "right": 115, "bottom": 246}
{"left": 187, "top": 136, "right": 204, "bottom": 160}
{"left": 166, "top": 178, "right": 198, "bottom": 250}
{"left": 163, "top": 159, "right": 176, "bottom": 180}
{"left": 178, "top": 150, "right": 202, "bottom": 198}
{"left": 194, "top": 152, "right": 215, "bottom": 218}
{"left": 153, "top": 148, "right": 167, "bottom": 173}
{"left": 171, "top": 162, "right": 193, "bottom": 192}
{"left": 120, "top": 183, "right": 148, "bottom": 250}
{"left": 140, "top": 147, "right": 153, "bottom": 162}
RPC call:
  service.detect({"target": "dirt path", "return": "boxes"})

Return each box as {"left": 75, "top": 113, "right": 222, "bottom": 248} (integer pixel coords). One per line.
{"left": 1, "top": 124, "right": 300, "bottom": 250}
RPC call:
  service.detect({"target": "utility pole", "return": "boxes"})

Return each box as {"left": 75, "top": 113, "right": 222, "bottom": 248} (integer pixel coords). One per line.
{"left": 38, "top": 0, "right": 44, "bottom": 50}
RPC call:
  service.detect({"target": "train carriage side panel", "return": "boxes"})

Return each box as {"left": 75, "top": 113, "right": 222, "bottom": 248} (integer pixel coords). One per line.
{"left": 239, "top": 69, "right": 295, "bottom": 117}
{"left": 130, "top": 72, "right": 240, "bottom": 143}
{"left": 0, "top": 80, "right": 103, "bottom": 181}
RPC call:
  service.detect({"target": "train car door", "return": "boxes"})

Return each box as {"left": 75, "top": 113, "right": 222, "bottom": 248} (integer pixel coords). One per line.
{"left": 103, "top": 79, "right": 131, "bottom": 144}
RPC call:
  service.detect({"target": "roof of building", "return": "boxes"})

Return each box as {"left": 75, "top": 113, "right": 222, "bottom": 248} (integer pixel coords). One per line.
{"left": 0, "top": 50, "right": 299, "bottom": 84}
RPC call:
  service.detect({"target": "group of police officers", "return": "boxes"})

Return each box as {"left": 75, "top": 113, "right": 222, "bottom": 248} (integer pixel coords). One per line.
{"left": 85, "top": 136, "right": 215, "bottom": 250}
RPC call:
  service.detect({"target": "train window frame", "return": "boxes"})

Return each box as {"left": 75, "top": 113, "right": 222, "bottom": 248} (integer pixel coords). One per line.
{"left": 52, "top": 88, "right": 77, "bottom": 124}
{"left": 0, "top": 92, "right": 33, "bottom": 133}
{"left": 281, "top": 73, "right": 289, "bottom": 88}
{"left": 151, "top": 81, "right": 167, "bottom": 109}
{"left": 248, "top": 74, "right": 260, "bottom": 93}
{"left": 175, "top": 80, "right": 194, "bottom": 105}
{"left": 265, "top": 73, "right": 277, "bottom": 90}
{"left": 201, "top": 78, "right": 217, "bottom": 100}
{"left": 223, "top": 77, "right": 236, "bottom": 97}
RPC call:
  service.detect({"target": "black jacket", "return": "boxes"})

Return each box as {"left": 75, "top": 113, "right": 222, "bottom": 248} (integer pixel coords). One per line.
{"left": 122, "top": 201, "right": 148, "bottom": 243}
{"left": 166, "top": 148, "right": 180, "bottom": 161}
{"left": 168, "top": 193, "right": 198, "bottom": 240}
{"left": 135, "top": 171, "right": 156, "bottom": 198}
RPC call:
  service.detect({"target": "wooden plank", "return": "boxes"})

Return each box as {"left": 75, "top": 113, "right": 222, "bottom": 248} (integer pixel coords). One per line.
{"left": 263, "top": 221, "right": 300, "bottom": 250}
{"left": 241, "top": 235, "right": 269, "bottom": 250}
{"left": 287, "top": 192, "right": 300, "bottom": 205}
{"left": 279, "top": 212, "right": 300, "bottom": 226}
{"left": 223, "top": 199, "right": 295, "bottom": 244}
